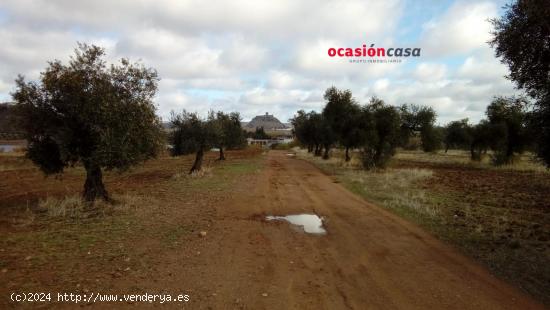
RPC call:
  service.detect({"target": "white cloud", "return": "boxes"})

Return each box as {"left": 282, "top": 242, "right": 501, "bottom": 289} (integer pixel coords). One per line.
{"left": 414, "top": 63, "right": 448, "bottom": 82}
{"left": 420, "top": 1, "right": 497, "bottom": 57}
{"left": 0, "top": 0, "right": 519, "bottom": 124}
{"left": 457, "top": 49, "right": 509, "bottom": 83}
{"left": 0, "top": 0, "right": 402, "bottom": 41}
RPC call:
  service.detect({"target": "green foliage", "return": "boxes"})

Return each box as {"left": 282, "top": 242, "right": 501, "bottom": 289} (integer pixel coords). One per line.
{"left": 444, "top": 119, "right": 472, "bottom": 151}
{"left": 490, "top": 0, "right": 550, "bottom": 167}
{"left": 169, "top": 110, "right": 217, "bottom": 156}
{"left": 528, "top": 96, "right": 550, "bottom": 167}
{"left": 169, "top": 110, "right": 218, "bottom": 173}
{"left": 399, "top": 104, "right": 439, "bottom": 152}
{"left": 290, "top": 110, "right": 329, "bottom": 156}
{"left": 490, "top": 0, "right": 550, "bottom": 100}
{"left": 486, "top": 96, "right": 530, "bottom": 165}
{"left": 293, "top": 92, "right": 412, "bottom": 169}
{"left": 169, "top": 109, "right": 244, "bottom": 169}
{"left": 290, "top": 110, "right": 318, "bottom": 152}
{"left": 211, "top": 111, "right": 246, "bottom": 159}
{"left": 420, "top": 126, "right": 442, "bottom": 152}
{"left": 360, "top": 97, "right": 401, "bottom": 169}
{"left": 322, "top": 86, "right": 365, "bottom": 160}
{"left": 469, "top": 120, "right": 493, "bottom": 161}
{"left": 12, "top": 43, "right": 163, "bottom": 201}
{"left": 445, "top": 97, "right": 530, "bottom": 165}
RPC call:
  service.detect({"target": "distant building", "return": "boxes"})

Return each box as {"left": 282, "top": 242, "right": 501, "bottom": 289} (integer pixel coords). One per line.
{"left": 242, "top": 112, "right": 294, "bottom": 147}
{"left": 243, "top": 112, "right": 291, "bottom": 132}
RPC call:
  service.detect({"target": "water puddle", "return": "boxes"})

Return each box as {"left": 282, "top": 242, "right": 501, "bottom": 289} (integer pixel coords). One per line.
{"left": 0, "top": 144, "right": 16, "bottom": 152}
{"left": 266, "top": 214, "right": 326, "bottom": 234}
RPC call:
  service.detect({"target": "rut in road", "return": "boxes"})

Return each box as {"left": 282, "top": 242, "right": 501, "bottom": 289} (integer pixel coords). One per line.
{"left": 199, "top": 150, "right": 543, "bottom": 309}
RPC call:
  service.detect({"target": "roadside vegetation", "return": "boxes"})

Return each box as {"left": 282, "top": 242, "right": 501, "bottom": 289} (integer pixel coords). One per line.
{"left": 296, "top": 148, "right": 550, "bottom": 304}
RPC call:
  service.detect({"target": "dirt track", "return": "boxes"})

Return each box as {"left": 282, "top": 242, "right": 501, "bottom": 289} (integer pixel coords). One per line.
{"left": 196, "top": 150, "right": 544, "bottom": 309}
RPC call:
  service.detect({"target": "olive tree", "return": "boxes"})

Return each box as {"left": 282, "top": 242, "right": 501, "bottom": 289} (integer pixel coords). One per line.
{"left": 340, "top": 108, "right": 369, "bottom": 161}
{"left": 212, "top": 111, "right": 245, "bottom": 160}
{"left": 444, "top": 119, "right": 472, "bottom": 152}
{"left": 169, "top": 110, "right": 217, "bottom": 173}
{"left": 399, "top": 104, "right": 439, "bottom": 152}
{"left": 486, "top": 96, "right": 530, "bottom": 165}
{"left": 322, "top": 86, "right": 361, "bottom": 161}
{"left": 12, "top": 43, "right": 163, "bottom": 202}
{"left": 290, "top": 110, "right": 313, "bottom": 152}
{"left": 469, "top": 121, "right": 493, "bottom": 161}
{"left": 361, "top": 97, "right": 401, "bottom": 169}
{"left": 304, "top": 112, "right": 335, "bottom": 159}
{"left": 490, "top": 0, "right": 550, "bottom": 166}
{"left": 291, "top": 110, "right": 323, "bottom": 154}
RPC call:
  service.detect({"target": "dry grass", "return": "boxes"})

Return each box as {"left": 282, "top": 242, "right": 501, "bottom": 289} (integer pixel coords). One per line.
{"left": 296, "top": 149, "right": 437, "bottom": 217}
{"left": 395, "top": 149, "right": 548, "bottom": 173}
{"left": 349, "top": 168, "right": 438, "bottom": 217}
{"left": 32, "top": 193, "right": 159, "bottom": 221}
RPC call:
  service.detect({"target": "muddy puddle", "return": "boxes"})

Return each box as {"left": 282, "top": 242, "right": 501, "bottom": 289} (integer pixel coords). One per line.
{"left": 266, "top": 214, "right": 326, "bottom": 234}
{"left": 0, "top": 145, "right": 16, "bottom": 152}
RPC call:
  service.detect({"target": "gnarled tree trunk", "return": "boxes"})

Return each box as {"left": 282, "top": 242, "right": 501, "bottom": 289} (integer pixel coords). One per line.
{"left": 314, "top": 144, "right": 322, "bottom": 156}
{"left": 83, "top": 162, "right": 109, "bottom": 202}
{"left": 322, "top": 144, "right": 330, "bottom": 160}
{"left": 345, "top": 147, "right": 351, "bottom": 162}
{"left": 190, "top": 148, "right": 204, "bottom": 173}
{"left": 218, "top": 147, "right": 225, "bottom": 160}
{"left": 470, "top": 143, "right": 481, "bottom": 161}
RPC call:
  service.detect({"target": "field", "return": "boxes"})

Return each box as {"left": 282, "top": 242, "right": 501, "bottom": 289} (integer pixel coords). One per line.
{"left": 0, "top": 148, "right": 264, "bottom": 308}
{"left": 296, "top": 148, "right": 550, "bottom": 305}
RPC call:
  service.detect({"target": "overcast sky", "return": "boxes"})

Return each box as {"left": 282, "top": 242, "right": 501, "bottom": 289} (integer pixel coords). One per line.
{"left": 0, "top": 0, "right": 519, "bottom": 123}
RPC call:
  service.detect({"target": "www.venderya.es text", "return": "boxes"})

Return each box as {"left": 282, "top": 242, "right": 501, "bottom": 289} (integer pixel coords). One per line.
{"left": 10, "top": 292, "right": 190, "bottom": 304}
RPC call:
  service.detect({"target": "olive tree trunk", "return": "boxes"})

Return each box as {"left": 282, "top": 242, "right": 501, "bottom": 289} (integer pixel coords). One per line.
{"left": 83, "top": 162, "right": 109, "bottom": 202}
{"left": 322, "top": 144, "right": 330, "bottom": 160}
{"left": 470, "top": 143, "right": 481, "bottom": 161}
{"left": 345, "top": 147, "right": 351, "bottom": 162}
{"left": 218, "top": 147, "right": 225, "bottom": 160}
{"left": 190, "top": 148, "right": 204, "bottom": 174}
{"left": 314, "top": 144, "right": 322, "bottom": 156}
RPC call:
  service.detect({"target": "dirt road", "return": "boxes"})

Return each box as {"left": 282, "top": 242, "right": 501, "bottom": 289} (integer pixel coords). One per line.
{"left": 193, "top": 150, "right": 543, "bottom": 309}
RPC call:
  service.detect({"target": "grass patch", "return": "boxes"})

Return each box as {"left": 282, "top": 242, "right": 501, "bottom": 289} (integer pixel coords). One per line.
{"left": 168, "top": 158, "right": 262, "bottom": 192}
{"left": 34, "top": 193, "right": 158, "bottom": 220}
{"left": 220, "top": 159, "right": 261, "bottom": 174}
{"left": 161, "top": 225, "right": 190, "bottom": 248}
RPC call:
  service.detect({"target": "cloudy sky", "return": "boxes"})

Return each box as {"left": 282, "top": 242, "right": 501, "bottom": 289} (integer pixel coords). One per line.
{"left": 0, "top": 0, "right": 518, "bottom": 124}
